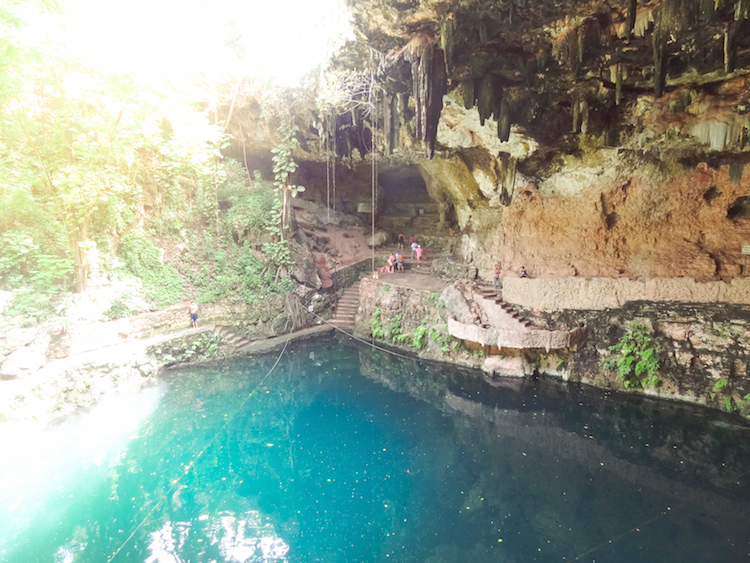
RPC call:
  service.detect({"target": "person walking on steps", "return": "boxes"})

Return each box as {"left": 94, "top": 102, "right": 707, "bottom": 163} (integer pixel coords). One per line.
{"left": 397, "top": 232, "right": 405, "bottom": 251}
{"left": 411, "top": 238, "right": 418, "bottom": 260}
{"left": 415, "top": 244, "right": 424, "bottom": 267}
{"left": 493, "top": 263, "right": 502, "bottom": 291}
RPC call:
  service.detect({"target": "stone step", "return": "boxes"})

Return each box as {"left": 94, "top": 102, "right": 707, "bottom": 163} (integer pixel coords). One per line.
{"left": 213, "top": 326, "right": 251, "bottom": 348}
{"left": 330, "top": 280, "right": 362, "bottom": 328}
{"left": 382, "top": 202, "right": 441, "bottom": 215}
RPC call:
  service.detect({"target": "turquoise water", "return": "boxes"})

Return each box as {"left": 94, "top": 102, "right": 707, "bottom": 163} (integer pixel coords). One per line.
{"left": 1, "top": 335, "right": 749, "bottom": 563}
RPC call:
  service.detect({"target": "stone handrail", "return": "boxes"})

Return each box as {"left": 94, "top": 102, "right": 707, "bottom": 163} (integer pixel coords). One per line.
{"left": 502, "top": 276, "right": 750, "bottom": 312}
{"left": 447, "top": 316, "right": 587, "bottom": 352}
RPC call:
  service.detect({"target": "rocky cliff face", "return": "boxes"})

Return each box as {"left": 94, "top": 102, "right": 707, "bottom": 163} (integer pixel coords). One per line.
{"left": 219, "top": 0, "right": 750, "bottom": 413}
{"left": 226, "top": 0, "right": 750, "bottom": 283}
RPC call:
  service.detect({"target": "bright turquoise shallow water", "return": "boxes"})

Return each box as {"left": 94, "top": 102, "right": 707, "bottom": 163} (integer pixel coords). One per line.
{"left": 1, "top": 335, "right": 749, "bottom": 563}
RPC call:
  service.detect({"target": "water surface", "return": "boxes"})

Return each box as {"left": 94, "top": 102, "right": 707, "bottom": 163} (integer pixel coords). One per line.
{"left": 1, "top": 336, "right": 749, "bottom": 562}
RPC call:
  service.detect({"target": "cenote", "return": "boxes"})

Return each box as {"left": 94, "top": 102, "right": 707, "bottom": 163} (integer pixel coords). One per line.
{"left": 1, "top": 335, "right": 749, "bottom": 563}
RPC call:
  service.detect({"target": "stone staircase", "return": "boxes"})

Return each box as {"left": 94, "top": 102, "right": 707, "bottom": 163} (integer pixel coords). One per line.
{"left": 409, "top": 254, "right": 434, "bottom": 275}
{"left": 329, "top": 280, "right": 361, "bottom": 329}
{"left": 475, "top": 286, "right": 536, "bottom": 330}
{"left": 378, "top": 202, "right": 441, "bottom": 233}
{"left": 213, "top": 326, "right": 252, "bottom": 349}
{"left": 447, "top": 284, "right": 587, "bottom": 352}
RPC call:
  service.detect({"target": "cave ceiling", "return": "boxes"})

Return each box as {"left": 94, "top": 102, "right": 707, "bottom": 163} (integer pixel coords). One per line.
{"left": 336, "top": 0, "right": 750, "bottom": 158}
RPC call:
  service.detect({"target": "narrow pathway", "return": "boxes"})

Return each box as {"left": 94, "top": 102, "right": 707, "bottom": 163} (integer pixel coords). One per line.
{"left": 475, "top": 286, "right": 536, "bottom": 329}
{"left": 329, "top": 280, "right": 361, "bottom": 330}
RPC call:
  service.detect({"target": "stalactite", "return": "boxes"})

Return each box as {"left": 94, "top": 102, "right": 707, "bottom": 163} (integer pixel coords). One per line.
{"left": 569, "top": 27, "right": 581, "bottom": 76}
{"left": 725, "top": 21, "right": 739, "bottom": 73}
{"left": 580, "top": 98, "right": 589, "bottom": 134}
{"left": 498, "top": 154, "right": 517, "bottom": 206}
{"left": 577, "top": 24, "right": 585, "bottom": 74}
{"left": 690, "top": 115, "right": 746, "bottom": 151}
{"left": 615, "top": 63, "right": 623, "bottom": 105}
{"left": 625, "top": 0, "right": 636, "bottom": 39}
{"left": 424, "top": 47, "right": 447, "bottom": 158}
{"left": 477, "top": 77, "right": 494, "bottom": 126}
{"left": 404, "top": 35, "right": 447, "bottom": 158}
{"left": 352, "top": 107, "right": 360, "bottom": 135}
{"left": 477, "top": 75, "right": 501, "bottom": 126}
{"left": 537, "top": 49, "right": 549, "bottom": 73}
{"left": 652, "top": 8, "right": 667, "bottom": 98}
{"left": 461, "top": 80, "right": 475, "bottom": 110}
{"left": 736, "top": 0, "right": 750, "bottom": 20}
{"left": 385, "top": 94, "right": 396, "bottom": 155}
{"left": 572, "top": 93, "right": 581, "bottom": 133}
{"left": 498, "top": 99, "right": 511, "bottom": 142}
{"left": 524, "top": 58, "right": 536, "bottom": 87}
{"left": 700, "top": 0, "right": 716, "bottom": 21}
{"left": 440, "top": 14, "right": 456, "bottom": 76}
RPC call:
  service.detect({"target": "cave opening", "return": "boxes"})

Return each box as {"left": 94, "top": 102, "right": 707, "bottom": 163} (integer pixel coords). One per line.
{"left": 377, "top": 166, "right": 446, "bottom": 235}
{"left": 727, "top": 196, "right": 750, "bottom": 221}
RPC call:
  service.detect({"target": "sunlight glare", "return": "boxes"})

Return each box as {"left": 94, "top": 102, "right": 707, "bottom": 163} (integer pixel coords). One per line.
{"left": 61, "top": 0, "right": 352, "bottom": 84}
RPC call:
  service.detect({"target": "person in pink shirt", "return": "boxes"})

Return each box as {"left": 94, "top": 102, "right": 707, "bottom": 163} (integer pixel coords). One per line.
{"left": 415, "top": 244, "right": 423, "bottom": 267}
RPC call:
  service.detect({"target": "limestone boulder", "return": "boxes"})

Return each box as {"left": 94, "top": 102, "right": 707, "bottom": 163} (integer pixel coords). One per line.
{"left": 431, "top": 257, "right": 478, "bottom": 281}
{"left": 0, "top": 332, "right": 51, "bottom": 379}
{"left": 482, "top": 356, "right": 533, "bottom": 378}
{"left": 367, "top": 231, "right": 390, "bottom": 248}
{"left": 440, "top": 286, "right": 477, "bottom": 325}
{"left": 292, "top": 228, "right": 323, "bottom": 289}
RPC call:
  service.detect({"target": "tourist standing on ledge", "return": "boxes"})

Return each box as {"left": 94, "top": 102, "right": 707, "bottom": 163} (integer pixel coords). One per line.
{"left": 493, "top": 263, "right": 502, "bottom": 290}
{"left": 189, "top": 300, "right": 199, "bottom": 328}
{"left": 415, "top": 244, "right": 423, "bottom": 267}
{"left": 397, "top": 232, "right": 405, "bottom": 251}
{"left": 396, "top": 251, "right": 404, "bottom": 272}
{"left": 411, "top": 238, "right": 418, "bottom": 259}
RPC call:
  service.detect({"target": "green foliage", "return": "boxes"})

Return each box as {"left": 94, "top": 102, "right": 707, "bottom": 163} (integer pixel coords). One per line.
{"left": 0, "top": 230, "right": 73, "bottom": 291}
{"left": 714, "top": 378, "right": 729, "bottom": 391}
{"left": 0, "top": 13, "right": 308, "bottom": 319}
{"left": 428, "top": 325, "right": 452, "bottom": 355}
{"left": 412, "top": 325, "right": 428, "bottom": 350}
{"left": 381, "top": 284, "right": 390, "bottom": 292}
{"left": 119, "top": 230, "right": 182, "bottom": 306}
{"left": 387, "top": 314, "right": 406, "bottom": 343}
{"left": 603, "top": 323, "right": 661, "bottom": 390}
{"left": 725, "top": 396, "right": 735, "bottom": 413}
{"left": 737, "top": 394, "right": 750, "bottom": 418}
{"left": 103, "top": 300, "right": 134, "bottom": 320}
{"left": 270, "top": 123, "right": 305, "bottom": 242}
{"left": 371, "top": 308, "right": 384, "bottom": 339}
{"left": 151, "top": 332, "right": 223, "bottom": 365}
{"left": 271, "top": 125, "right": 305, "bottom": 198}
{"left": 181, "top": 236, "right": 293, "bottom": 304}
{"left": 226, "top": 182, "right": 276, "bottom": 240}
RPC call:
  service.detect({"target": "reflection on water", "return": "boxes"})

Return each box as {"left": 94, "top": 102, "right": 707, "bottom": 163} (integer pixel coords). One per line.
{"left": 145, "top": 511, "right": 288, "bottom": 563}
{"left": 1, "top": 335, "right": 749, "bottom": 563}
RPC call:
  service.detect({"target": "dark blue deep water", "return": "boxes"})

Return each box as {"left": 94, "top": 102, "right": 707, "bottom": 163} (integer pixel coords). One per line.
{"left": 1, "top": 335, "right": 749, "bottom": 563}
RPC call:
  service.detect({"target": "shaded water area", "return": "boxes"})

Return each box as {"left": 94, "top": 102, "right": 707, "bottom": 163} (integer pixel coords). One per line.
{"left": 1, "top": 335, "right": 750, "bottom": 562}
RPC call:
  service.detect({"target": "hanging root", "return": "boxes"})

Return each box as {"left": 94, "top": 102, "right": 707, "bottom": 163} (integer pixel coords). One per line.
{"left": 284, "top": 292, "right": 308, "bottom": 332}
